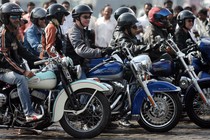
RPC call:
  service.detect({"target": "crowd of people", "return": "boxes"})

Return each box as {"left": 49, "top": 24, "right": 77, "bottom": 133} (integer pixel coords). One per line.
{"left": 0, "top": 0, "right": 210, "bottom": 127}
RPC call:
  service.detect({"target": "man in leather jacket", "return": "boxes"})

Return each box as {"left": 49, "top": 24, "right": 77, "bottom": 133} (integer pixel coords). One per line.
{"left": 0, "top": 2, "right": 42, "bottom": 122}
{"left": 109, "top": 12, "right": 145, "bottom": 56}
{"left": 67, "top": 4, "right": 113, "bottom": 77}
{"left": 109, "top": 12, "right": 145, "bottom": 127}
{"left": 144, "top": 7, "right": 172, "bottom": 62}
{"left": 175, "top": 10, "right": 196, "bottom": 51}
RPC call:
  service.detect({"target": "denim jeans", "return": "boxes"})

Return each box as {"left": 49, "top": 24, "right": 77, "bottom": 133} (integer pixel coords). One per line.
{"left": 0, "top": 71, "right": 33, "bottom": 116}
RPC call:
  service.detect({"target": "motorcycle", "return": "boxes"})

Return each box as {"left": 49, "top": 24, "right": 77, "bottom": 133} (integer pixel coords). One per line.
{"left": 190, "top": 37, "right": 210, "bottom": 78}
{"left": 0, "top": 54, "right": 111, "bottom": 138}
{"left": 86, "top": 44, "right": 182, "bottom": 132}
{"left": 150, "top": 35, "right": 210, "bottom": 128}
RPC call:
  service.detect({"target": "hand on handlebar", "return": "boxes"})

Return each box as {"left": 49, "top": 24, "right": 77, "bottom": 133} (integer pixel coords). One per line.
{"left": 101, "top": 47, "right": 114, "bottom": 57}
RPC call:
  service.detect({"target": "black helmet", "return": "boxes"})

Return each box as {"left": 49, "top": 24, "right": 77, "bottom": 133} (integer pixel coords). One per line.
{"left": 30, "top": 7, "right": 47, "bottom": 25}
{"left": 117, "top": 13, "right": 138, "bottom": 28}
{"left": 72, "top": 4, "right": 93, "bottom": 19}
{"left": 177, "top": 10, "right": 196, "bottom": 27}
{"left": 46, "top": 3, "right": 69, "bottom": 24}
{"left": 0, "top": 2, "right": 24, "bottom": 25}
{"left": 46, "top": 3, "right": 69, "bottom": 17}
{"left": 114, "top": 7, "right": 134, "bottom": 20}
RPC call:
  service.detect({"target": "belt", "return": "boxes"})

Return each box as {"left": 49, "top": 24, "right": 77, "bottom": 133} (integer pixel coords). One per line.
{"left": 0, "top": 68, "right": 11, "bottom": 73}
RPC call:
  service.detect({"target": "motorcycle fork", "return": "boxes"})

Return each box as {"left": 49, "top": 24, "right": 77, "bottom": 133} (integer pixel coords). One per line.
{"left": 180, "top": 57, "right": 209, "bottom": 104}
{"left": 59, "top": 68, "right": 79, "bottom": 110}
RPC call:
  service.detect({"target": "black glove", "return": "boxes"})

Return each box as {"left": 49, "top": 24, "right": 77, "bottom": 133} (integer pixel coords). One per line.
{"left": 101, "top": 47, "right": 114, "bottom": 57}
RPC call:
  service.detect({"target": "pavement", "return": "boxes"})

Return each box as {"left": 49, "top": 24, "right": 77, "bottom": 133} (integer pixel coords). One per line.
{"left": 0, "top": 117, "right": 210, "bottom": 140}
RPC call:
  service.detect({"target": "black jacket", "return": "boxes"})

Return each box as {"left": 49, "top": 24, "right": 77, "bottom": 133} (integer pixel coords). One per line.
{"left": 175, "top": 27, "right": 195, "bottom": 51}
{"left": 0, "top": 26, "right": 40, "bottom": 74}
{"left": 109, "top": 26, "right": 144, "bottom": 56}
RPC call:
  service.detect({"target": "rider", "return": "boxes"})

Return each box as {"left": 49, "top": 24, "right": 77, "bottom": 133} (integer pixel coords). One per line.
{"left": 144, "top": 7, "right": 172, "bottom": 62}
{"left": 40, "top": 3, "right": 69, "bottom": 59}
{"left": 109, "top": 12, "right": 146, "bottom": 127}
{"left": 175, "top": 10, "right": 196, "bottom": 51}
{"left": 24, "top": 7, "right": 47, "bottom": 56}
{"left": 0, "top": 2, "right": 42, "bottom": 122}
{"left": 67, "top": 4, "right": 113, "bottom": 77}
{"left": 110, "top": 12, "right": 145, "bottom": 56}
{"left": 109, "top": 6, "right": 136, "bottom": 48}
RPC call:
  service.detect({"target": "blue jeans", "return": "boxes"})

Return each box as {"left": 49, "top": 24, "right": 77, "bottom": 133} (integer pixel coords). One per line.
{"left": 0, "top": 71, "right": 33, "bottom": 116}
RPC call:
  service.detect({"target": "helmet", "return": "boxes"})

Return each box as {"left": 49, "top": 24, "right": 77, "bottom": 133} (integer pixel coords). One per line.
{"left": 46, "top": 3, "right": 69, "bottom": 17}
{"left": 72, "top": 4, "right": 93, "bottom": 19}
{"left": 114, "top": 7, "right": 134, "bottom": 20}
{"left": 117, "top": 13, "right": 138, "bottom": 28}
{"left": 148, "top": 7, "right": 172, "bottom": 28}
{"left": 0, "top": 2, "right": 24, "bottom": 25}
{"left": 46, "top": 3, "right": 69, "bottom": 24}
{"left": 30, "top": 7, "right": 47, "bottom": 25}
{"left": 177, "top": 10, "right": 195, "bottom": 27}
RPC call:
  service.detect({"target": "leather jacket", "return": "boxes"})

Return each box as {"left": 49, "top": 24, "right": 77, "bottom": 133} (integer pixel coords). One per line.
{"left": 67, "top": 24, "right": 102, "bottom": 65}
{"left": 175, "top": 27, "right": 195, "bottom": 51}
{"left": 109, "top": 26, "right": 145, "bottom": 56}
{"left": 0, "top": 25, "right": 40, "bottom": 74}
{"left": 40, "top": 20, "right": 64, "bottom": 59}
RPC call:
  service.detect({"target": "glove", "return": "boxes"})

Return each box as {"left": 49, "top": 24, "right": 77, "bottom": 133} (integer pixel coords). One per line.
{"left": 101, "top": 47, "right": 114, "bottom": 57}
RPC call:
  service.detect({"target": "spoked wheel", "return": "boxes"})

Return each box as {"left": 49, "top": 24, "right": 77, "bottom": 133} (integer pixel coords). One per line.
{"left": 138, "top": 92, "right": 182, "bottom": 132}
{"left": 185, "top": 82, "right": 210, "bottom": 128}
{"left": 59, "top": 89, "right": 110, "bottom": 139}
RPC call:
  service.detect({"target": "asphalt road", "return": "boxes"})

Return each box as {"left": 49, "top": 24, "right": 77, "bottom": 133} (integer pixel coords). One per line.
{"left": 0, "top": 117, "right": 209, "bottom": 140}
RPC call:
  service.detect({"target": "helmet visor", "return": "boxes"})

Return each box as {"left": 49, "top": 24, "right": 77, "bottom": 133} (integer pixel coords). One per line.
{"left": 156, "top": 8, "right": 172, "bottom": 18}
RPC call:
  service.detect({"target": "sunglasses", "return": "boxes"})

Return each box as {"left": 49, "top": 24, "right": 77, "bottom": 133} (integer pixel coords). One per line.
{"left": 81, "top": 15, "right": 91, "bottom": 19}
{"left": 10, "top": 15, "right": 21, "bottom": 20}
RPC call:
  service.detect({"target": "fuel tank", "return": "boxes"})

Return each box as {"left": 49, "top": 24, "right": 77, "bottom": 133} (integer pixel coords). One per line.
{"left": 150, "top": 59, "right": 173, "bottom": 77}
{"left": 28, "top": 71, "right": 57, "bottom": 90}
{"left": 87, "top": 61, "right": 124, "bottom": 80}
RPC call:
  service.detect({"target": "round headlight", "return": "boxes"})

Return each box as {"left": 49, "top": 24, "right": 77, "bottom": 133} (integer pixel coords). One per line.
{"left": 131, "top": 54, "right": 152, "bottom": 71}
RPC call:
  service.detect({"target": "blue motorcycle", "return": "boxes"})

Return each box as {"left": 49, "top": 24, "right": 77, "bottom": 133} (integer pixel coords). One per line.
{"left": 86, "top": 45, "right": 182, "bottom": 132}
{"left": 150, "top": 35, "right": 210, "bottom": 128}
{"left": 191, "top": 37, "right": 210, "bottom": 78}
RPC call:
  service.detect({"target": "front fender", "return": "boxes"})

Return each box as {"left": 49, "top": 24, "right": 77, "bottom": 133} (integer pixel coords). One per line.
{"left": 52, "top": 79, "right": 110, "bottom": 122}
{"left": 185, "top": 78, "right": 210, "bottom": 102}
{"left": 132, "top": 80, "right": 180, "bottom": 114}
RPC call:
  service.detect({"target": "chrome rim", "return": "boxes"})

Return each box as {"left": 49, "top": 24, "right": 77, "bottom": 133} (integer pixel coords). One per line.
{"left": 141, "top": 93, "right": 176, "bottom": 127}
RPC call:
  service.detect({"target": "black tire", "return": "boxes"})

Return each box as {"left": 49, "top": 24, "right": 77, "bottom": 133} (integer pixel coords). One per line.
{"left": 138, "top": 92, "right": 182, "bottom": 132}
{"left": 185, "top": 82, "right": 210, "bottom": 128}
{"left": 59, "top": 88, "right": 110, "bottom": 138}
